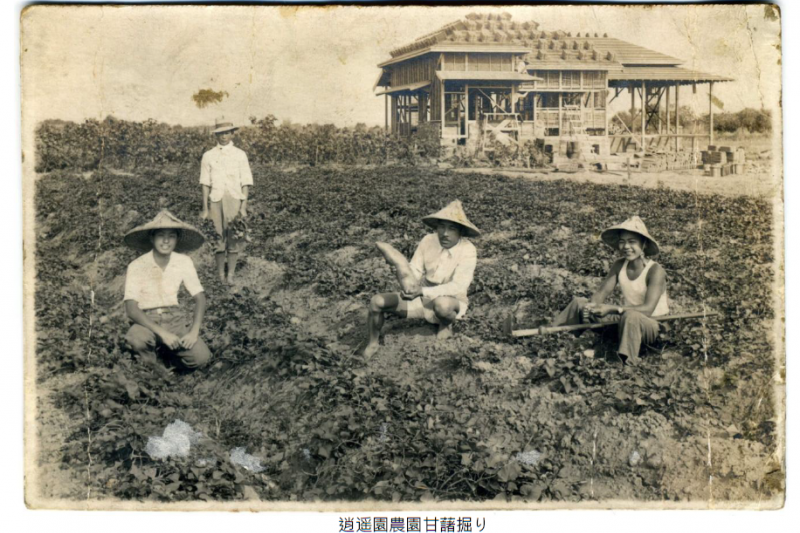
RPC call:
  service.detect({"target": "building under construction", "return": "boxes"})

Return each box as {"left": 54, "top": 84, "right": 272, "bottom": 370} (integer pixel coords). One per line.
{"left": 374, "top": 12, "right": 732, "bottom": 160}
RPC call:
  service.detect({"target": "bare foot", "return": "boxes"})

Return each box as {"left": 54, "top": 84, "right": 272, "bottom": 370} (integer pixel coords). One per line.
{"left": 363, "top": 342, "right": 380, "bottom": 360}
{"left": 436, "top": 324, "right": 454, "bottom": 340}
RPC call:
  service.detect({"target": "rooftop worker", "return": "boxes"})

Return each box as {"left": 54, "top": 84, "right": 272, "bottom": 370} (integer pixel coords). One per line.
{"left": 549, "top": 216, "right": 669, "bottom": 365}
{"left": 200, "top": 117, "right": 253, "bottom": 284}
{"left": 123, "top": 210, "right": 211, "bottom": 377}
{"left": 364, "top": 200, "right": 480, "bottom": 359}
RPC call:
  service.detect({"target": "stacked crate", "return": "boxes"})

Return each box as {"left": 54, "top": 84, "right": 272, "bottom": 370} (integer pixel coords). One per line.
{"left": 638, "top": 151, "right": 697, "bottom": 172}
{"left": 702, "top": 146, "right": 746, "bottom": 177}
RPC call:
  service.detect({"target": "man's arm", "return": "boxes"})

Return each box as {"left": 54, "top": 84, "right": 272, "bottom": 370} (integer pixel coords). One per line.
{"left": 200, "top": 153, "right": 211, "bottom": 218}
{"left": 202, "top": 185, "right": 210, "bottom": 218}
{"left": 125, "top": 300, "right": 181, "bottom": 350}
{"left": 240, "top": 186, "right": 250, "bottom": 217}
{"left": 421, "top": 245, "right": 477, "bottom": 299}
{"left": 589, "top": 259, "right": 623, "bottom": 304}
{"left": 590, "top": 262, "right": 667, "bottom": 317}
{"left": 180, "top": 292, "right": 207, "bottom": 350}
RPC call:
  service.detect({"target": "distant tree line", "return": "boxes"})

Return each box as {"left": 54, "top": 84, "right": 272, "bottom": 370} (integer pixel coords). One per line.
{"left": 611, "top": 107, "right": 772, "bottom": 135}
{"left": 34, "top": 115, "right": 442, "bottom": 173}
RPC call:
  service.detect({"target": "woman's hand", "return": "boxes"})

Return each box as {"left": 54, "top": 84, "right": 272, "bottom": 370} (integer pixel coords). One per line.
{"left": 200, "top": 208, "right": 209, "bottom": 220}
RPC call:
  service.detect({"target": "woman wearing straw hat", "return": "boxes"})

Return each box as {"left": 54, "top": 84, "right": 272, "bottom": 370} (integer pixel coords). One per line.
{"left": 364, "top": 200, "right": 480, "bottom": 359}
{"left": 123, "top": 210, "right": 212, "bottom": 375}
{"left": 549, "top": 216, "right": 669, "bottom": 365}
{"left": 200, "top": 118, "right": 253, "bottom": 283}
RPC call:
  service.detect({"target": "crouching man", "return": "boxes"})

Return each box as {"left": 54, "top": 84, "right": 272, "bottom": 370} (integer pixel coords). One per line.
{"left": 550, "top": 216, "right": 669, "bottom": 365}
{"left": 364, "top": 200, "right": 480, "bottom": 359}
{"left": 122, "top": 210, "right": 212, "bottom": 375}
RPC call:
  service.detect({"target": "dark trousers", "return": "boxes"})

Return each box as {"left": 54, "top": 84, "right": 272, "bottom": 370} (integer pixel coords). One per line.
{"left": 552, "top": 297, "right": 660, "bottom": 362}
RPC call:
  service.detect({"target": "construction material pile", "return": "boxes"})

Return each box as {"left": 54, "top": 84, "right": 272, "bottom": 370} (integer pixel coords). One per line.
{"left": 639, "top": 151, "right": 697, "bottom": 172}
{"left": 702, "top": 146, "right": 746, "bottom": 177}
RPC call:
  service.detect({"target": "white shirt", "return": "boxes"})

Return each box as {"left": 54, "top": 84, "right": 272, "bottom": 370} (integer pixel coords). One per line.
{"left": 618, "top": 259, "right": 670, "bottom": 316}
{"left": 123, "top": 251, "right": 204, "bottom": 310}
{"left": 199, "top": 142, "right": 253, "bottom": 202}
{"left": 409, "top": 233, "right": 477, "bottom": 304}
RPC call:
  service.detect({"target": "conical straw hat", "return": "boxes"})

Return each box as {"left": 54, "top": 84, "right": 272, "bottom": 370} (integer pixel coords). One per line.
{"left": 600, "top": 216, "right": 659, "bottom": 256}
{"left": 422, "top": 200, "right": 481, "bottom": 238}
{"left": 124, "top": 210, "right": 205, "bottom": 253}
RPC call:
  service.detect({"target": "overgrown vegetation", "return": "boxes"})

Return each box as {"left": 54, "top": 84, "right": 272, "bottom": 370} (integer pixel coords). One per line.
{"left": 34, "top": 117, "right": 441, "bottom": 173}
{"left": 35, "top": 156, "right": 779, "bottom": 503}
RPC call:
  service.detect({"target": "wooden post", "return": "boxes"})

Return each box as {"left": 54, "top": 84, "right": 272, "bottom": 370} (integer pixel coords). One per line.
{"left": 630, "top": 85, "right": 635, "bottom": 130}
{"left": 384, "top": 94, "right": 388, "bottom": 133}
{"left": 465, "top": 83, "right": 470, "bottom": 139}
{"left": 630, "top": 85, "right": 635, "bottom": 151}
{"left": 665, "top": 85, "right": 671, "bottom": 144}
{"left": 641, "top": 81, "right": 646, "bottom": 154}
{"left": 558, "top": 92, "right": 563, "bottom": 139}
{"left": 675, "top": 84, "right": 680, "bottom": 151}
{"left": 708, "top": 81, "right": 715, "bottom": 147}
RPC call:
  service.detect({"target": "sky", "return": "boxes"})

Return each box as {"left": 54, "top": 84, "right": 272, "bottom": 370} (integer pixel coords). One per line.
{"left": 21, "top": 4, "right": 781, "bottom": 128}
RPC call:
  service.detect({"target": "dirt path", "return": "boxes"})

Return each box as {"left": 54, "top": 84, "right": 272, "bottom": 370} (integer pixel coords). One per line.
{"left": 453, "top": 167, "right": 780, "bottom": 199}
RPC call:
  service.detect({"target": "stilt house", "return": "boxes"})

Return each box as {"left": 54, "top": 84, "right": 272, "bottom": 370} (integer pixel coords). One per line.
{"left": 375, "top": 12, "right": 732, "bottom": 156}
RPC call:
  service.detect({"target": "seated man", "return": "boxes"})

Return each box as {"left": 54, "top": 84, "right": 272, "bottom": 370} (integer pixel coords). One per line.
{"left": 122, "top": 210, "right": 211, "bottom": 375}
{"left": 364, "top": 200, "right": 480, "bottom": 359}
{"left": 550, "top": 216, "right": 669, "bottom": 365}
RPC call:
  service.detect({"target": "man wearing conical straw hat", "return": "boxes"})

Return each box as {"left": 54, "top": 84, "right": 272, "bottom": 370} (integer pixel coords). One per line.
{"left": 122, "top": 210, "right": 212, "bottom": 376}
{"left": 549, "top": 216, "right": 669, "bottom": 366}
{"left": 200, "top": 117, "right": 253, "bottom": 284}
{"left": 364, "top": 200, "right": 480, "bottom": 359}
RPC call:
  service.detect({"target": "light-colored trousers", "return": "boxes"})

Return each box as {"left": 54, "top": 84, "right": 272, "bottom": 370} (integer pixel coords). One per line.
{"left": 125, "top": 308, "right": 212, "bottom": 369}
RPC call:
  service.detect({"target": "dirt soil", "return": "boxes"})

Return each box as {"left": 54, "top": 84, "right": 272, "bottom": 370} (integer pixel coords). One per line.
{"left": 30, "top": 164, "right": 783, "bottom": 507}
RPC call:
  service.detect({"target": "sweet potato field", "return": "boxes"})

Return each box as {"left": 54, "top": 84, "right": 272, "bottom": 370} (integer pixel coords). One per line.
{"left": 34, "top": 161, "right": 781, "bottom": 504}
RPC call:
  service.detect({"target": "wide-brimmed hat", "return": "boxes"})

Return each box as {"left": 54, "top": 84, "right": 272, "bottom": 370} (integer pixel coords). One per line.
{"left": 123, "top": 210, "right": 205, "bottom": 253}
{"left": 213, "top": 117, "right": 238, "bottom": 134}
{"left": 422, "top": 200, "right": 481, "bottom": 238}
{"left": 600, "top": 216, "right": 659, "bottom": 256}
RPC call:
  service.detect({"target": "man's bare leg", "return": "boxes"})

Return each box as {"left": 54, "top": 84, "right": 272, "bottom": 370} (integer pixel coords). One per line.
{"left": 215, "top": 252, "right": 226, "bottom": 282}
{"left": 364, "top": 293, "right": 405, "bottom": 359}
{"left": 432, "top": 296, "right": 460, "bottom": 340}
{"left": 227, "top": 252, "right": 239, "bottom": 282}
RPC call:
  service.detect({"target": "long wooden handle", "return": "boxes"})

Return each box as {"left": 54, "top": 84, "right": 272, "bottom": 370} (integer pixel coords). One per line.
{"left": 511, "top": 311, "right": 719, "bottom": 338}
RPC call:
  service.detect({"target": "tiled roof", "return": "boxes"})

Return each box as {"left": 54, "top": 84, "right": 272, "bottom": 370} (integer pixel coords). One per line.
{"left": 384, "top": 13, "right": 682, "bottom": 70}
{"left": 608, "top": 66, "right": 734, "bottom": 84}
{"left": 582, "top": 37, "right": 682, "bottom": 65}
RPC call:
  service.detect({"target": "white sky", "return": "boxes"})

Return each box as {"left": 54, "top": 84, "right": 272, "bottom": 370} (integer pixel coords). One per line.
{"left": 21, "top": 4, "right": 781, "bottom": 128}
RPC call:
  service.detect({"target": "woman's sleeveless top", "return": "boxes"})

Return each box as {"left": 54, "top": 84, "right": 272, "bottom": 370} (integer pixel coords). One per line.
{"left": 619, "top": 259, "right": 669, "bottom": 316}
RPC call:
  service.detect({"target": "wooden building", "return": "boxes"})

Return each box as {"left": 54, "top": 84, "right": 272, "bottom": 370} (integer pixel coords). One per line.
{"left": 375, "top": 13, "right": 732, "bottom": 156}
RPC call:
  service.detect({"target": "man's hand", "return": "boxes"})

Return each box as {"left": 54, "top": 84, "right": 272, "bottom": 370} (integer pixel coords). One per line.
{"left": 180, "top": 329, "right": 200, "bottom": 350}
{"left": 159, "top": 331, "right": 182, "bottom": 351}
{"left": 200, "top": 208, "right": 209, "bottom": 220}
{"left": 587, "top": 303, "right": 617, "bottom": 318}
{"left": 401, "top": 288, "right": 423, "bottom": 301}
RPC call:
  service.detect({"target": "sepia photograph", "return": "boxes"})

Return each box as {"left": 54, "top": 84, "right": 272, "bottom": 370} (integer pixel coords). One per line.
{"left": 20, "top": 3, "right": 784, "bottom": 513}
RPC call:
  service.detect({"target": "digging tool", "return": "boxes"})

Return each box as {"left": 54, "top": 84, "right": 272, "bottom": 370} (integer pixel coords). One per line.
{"left": 507, "top": 311, "right": 719, "bottom": 338}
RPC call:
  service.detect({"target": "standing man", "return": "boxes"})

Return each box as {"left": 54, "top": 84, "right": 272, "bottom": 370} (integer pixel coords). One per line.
{"left": 123, "top": 210, "right": 211, "bottom": 376}
{"left": 200, "top": 117, "right": 253, "bottom": 283}
{"left": 364, "top": 200, "right": 480, "bottom": 359}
